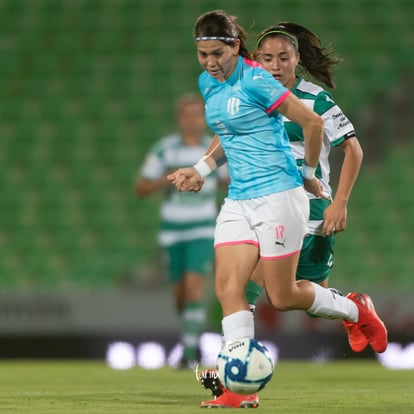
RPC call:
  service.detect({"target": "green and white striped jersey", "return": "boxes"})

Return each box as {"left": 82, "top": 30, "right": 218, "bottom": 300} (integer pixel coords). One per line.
{"left": 140, "top": 133, "right": 227, "bottom": 246}
{"left": 284, "top": 77, "right": 356, "bottom": 235}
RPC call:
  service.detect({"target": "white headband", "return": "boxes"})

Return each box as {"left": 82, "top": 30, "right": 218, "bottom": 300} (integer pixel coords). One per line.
{"left": 195, "top": 36, "right": 237, "bottom": 42}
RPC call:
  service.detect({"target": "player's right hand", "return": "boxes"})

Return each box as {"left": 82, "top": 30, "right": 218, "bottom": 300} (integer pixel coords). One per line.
{"left": 167, "top": 167, "right": 205, "bottom": 192}
{"left": 303, "top": 177, "right": 329, "bottom": 200}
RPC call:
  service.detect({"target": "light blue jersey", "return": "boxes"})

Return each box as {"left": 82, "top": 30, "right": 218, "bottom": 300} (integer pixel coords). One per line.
{"left": 199, "top": 56, "right": 302, "bottom": 200}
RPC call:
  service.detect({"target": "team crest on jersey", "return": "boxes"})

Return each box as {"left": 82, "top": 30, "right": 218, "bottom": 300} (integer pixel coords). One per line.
{"left": 227, "top": 97, "right": 240, "bottom": 115}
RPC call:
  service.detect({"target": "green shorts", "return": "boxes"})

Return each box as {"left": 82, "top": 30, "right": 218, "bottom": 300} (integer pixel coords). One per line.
{"left": 296, "top": 234, "right": 335, "bottom": 284}
{"left": 164, "top": 238, "right": 214, "bottom": 283}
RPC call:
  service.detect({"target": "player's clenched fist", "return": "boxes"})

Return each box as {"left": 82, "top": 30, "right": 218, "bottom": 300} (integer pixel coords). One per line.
{"left": 167, "top": 168, "right": 205, "bottom": 192}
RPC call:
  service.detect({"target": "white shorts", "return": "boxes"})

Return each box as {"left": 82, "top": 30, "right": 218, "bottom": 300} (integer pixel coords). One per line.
{"left": 214, "top": 186, "right": 309, "bottom": 259}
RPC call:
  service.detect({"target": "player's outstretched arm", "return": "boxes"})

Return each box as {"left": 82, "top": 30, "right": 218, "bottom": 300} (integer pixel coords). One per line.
{"left": 167, "top": 136, "right": 225, "bottom": 192}
{"left": 322, "top": 136, "right": 363, "bottom": 236}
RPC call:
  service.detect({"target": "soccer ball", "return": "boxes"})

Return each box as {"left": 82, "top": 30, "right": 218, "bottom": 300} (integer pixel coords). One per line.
{"left": 217, "top": 338, "right": 274, "bottom": 394}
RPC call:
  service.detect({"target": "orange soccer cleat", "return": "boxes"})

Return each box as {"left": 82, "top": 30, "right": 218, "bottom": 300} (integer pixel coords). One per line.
{"left": 342, "top": 318, "right": 369, "bottom": 352}
{"left": 344, "top": 292, "right": 388, "bottom": 353}
{"left": 199, "top": 369, "right": 259, "bottom": 408}
{"left": 200, "top": 387, "right": 259, "bottom": 409}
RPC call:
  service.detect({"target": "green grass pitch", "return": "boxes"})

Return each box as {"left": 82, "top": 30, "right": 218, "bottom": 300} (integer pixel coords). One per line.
{"left": 0, "top": 360, "right": 413, "bottom": 413}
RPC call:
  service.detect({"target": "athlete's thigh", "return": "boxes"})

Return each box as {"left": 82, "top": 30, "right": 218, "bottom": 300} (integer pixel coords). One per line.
{"left": 215, "top": 243, "right": 259, "bottom": 315}
{"left": 261, "top": 252, "right": 300, "bottom": 300}
{"left": 215, "top": 244, "right": 259, "bottom": 291}
{"left": 214, "top": 198, "right": 259, "bottom": 294}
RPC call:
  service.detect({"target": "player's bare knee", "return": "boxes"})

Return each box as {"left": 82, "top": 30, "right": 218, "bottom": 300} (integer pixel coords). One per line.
{"left": 267, "top": 295, "right": 295, "bottom": 312}
{"left": 215, "top": 277, "right": 242, "bottom": 304}
{"left": 215, "top": 281, "right": 232, "bottom": 303}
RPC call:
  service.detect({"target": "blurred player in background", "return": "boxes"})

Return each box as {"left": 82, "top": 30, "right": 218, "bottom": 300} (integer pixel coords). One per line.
{"left": 136, "top": 93, "right": 228, "bottom": 369}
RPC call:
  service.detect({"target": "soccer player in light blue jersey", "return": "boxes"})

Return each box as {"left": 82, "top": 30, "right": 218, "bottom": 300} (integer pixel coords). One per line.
{"left": 167, "top": 10, "right": 387, "bottom": 408}
{"left": 198, "top": 21, "right": 371, "bottom": 408}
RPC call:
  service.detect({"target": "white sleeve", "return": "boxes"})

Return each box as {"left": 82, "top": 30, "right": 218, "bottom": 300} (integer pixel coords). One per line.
{"left": 140, "top": 152, "right": 165, "bottom": 180}
{"left": 323, "top": 104, "right": 355, "bottom": 144}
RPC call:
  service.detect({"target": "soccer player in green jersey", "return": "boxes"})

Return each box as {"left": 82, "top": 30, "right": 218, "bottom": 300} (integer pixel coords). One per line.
{"left": 250, "top": 20, "right": 365, "bottom": 343}
{"left": 136, "top": 93, "right": 228, "bottom": 368}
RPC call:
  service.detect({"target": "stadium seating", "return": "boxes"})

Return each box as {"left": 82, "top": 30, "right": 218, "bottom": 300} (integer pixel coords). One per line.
{"left": 334, "top": 138, "right": 414, "bottom": 291}
{"left": 0, "top": 0, "right": 413, "bottom": 290}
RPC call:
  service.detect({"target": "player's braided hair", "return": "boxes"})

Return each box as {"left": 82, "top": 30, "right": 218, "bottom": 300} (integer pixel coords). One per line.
{"left": 255, "top": 22, "right": 342, "bottom": 89}
{"left": 194, "top": 10, "right": 251, "bottom": 59}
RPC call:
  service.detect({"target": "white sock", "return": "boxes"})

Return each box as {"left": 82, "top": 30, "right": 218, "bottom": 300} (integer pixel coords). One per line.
{"left": 222, "top": 310, "right": 254, "bottom": 343}
{"left": 307, "top": 283, "right": 358, "bottom": 322}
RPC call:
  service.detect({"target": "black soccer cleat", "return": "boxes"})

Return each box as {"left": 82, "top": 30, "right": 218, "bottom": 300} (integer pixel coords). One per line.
{"left": 198, "top": 369, "right": 224, "bottom": 398}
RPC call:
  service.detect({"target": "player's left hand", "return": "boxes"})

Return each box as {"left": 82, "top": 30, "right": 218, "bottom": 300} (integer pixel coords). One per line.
{"left": 322, "top": 200, "right": 347, "bottom": 237}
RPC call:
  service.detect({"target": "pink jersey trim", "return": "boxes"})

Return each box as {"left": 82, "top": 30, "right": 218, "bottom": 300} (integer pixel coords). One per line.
{"left": 214, "top": 240, "right": 259, "bottom": 249}
{"left": 266, "top": 90, "right": 291, "bottom": 114}
{"left": 261, "top": 249, "right": 301, "bottom": 261}
{"left": 243, "top": 57, "right": 263, "bottom": 68}
{"left": 243, "top": 57, "right": 290, "bottom": 113}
